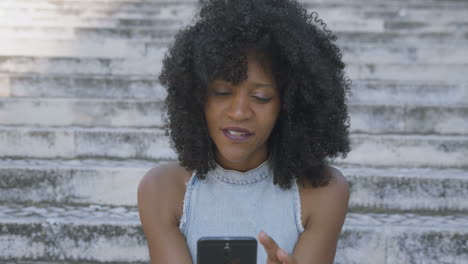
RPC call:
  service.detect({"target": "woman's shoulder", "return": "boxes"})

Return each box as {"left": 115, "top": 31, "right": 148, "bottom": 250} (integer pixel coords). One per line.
{"left": 138, "top": 162, "right": 194, "bottom": 225}
{"left": 298, "top": 166, "right": 350, "bottom": 229}
{"left": 141, "top": 162, "right": 193, "bottom": 186}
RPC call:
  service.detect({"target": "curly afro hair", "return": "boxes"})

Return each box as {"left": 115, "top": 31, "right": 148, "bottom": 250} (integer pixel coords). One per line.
{"left": 159, "top": 0, "right": 351, "bottom": 189}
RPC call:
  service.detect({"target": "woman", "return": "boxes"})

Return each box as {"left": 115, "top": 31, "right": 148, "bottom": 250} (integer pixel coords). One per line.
{"left": 138, "top": 0, "right": 351, "bottom": 263}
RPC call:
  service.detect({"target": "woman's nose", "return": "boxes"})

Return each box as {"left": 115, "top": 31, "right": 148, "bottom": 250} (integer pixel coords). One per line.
{"left": 227, "top": 94, "right": 253, "bottom": 121}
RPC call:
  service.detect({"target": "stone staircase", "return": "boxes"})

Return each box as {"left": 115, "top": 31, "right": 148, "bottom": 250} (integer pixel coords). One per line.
{"left": 0, "top": 0, "right": 467, "bottom": 263}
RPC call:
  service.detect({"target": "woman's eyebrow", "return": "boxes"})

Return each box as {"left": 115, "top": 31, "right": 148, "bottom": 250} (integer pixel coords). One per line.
{"left": 253, "top": 82, "right": 274, "bottom": 88}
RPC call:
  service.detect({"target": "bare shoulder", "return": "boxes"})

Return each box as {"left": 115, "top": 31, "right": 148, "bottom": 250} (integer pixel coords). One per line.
{"left": 137, "top": 162, "right": 193, "bottom": 225}
{"left": 298, "top": 166, "right": 350, "bottom": 229}
{"left": 137, "top": 163, "right": 195, "bottom": 262}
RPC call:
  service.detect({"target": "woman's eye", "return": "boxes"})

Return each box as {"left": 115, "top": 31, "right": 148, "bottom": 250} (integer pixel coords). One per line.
{"left": 213, "top": 91, "right": 231, "bottom": 96}
{"left": 253, "top": 96, "right": 272, "bottom": 103}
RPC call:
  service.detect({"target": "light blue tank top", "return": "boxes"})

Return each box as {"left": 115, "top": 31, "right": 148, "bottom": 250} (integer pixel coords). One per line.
{"left": 179, "top": 157, "right": 305, "bottom": 264}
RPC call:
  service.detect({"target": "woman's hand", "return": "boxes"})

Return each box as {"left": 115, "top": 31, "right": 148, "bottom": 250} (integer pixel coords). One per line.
{"left": 258, "top": 231, "right": 298, "bottom": 264}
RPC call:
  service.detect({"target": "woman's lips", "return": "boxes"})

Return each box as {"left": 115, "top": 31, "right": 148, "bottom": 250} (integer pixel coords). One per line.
{"left": 222, "top": 130, "right": 253, "bottom": 142}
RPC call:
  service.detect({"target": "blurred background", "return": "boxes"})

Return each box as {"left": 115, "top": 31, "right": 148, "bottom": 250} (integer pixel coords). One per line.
{"left": 0, "top": 0, "right": 467, "bottom": 263}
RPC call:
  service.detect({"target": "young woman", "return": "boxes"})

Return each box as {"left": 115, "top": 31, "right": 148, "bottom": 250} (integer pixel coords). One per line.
{"left": 138, "top": 0, "right": 351, "bottom": 263}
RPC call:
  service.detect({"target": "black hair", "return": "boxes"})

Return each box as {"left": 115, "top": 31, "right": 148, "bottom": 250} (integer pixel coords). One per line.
{"left": 159, "top": 0, "right": 351, "bottom": 189}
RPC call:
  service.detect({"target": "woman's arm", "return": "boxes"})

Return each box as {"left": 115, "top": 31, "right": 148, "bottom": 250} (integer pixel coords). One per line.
{"left": 137, "top": 166, "right": 193, "bottom": 264}
{"left": 259, "top": 166, "right": 350, "bottom": 264}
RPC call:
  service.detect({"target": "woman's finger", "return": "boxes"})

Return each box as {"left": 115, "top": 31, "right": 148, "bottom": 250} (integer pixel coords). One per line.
{"left": 276, "top": 248, "right": 296, "bottom": 264}
{"left": 258, "top": 230, "right": 281, "bottom": 263}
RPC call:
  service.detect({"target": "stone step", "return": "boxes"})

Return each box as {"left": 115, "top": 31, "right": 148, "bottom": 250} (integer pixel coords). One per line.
{"left": 350, "top": 80, "right": 468, "bottom": 106}
{"left": 3, "top": 1, "right": 468, "bottom": 20}
{"left": 1, "top": 38, "right": 467, "bottom": 65}
{"left": 3, "top": 4, "right": 468, "bottom": 27}
{"left": 349, "top": 103, "right": 468, "bottom": 135}
{"left": 342, "top": 166, "right": 468, "bottom": 213}
{"left": 314, "top": 7, "right": 468, "bottom": 23}
{"left": 1, "top": 159, "right": 467, "bottom": 213}
{"left": 1, "top": 98, "right": 467, "bottom": 134}
{"left": 346, "top": 63, "right": 468, "bottom": 82}
{"left": 2, "top": 0, "right": 468, "bottom": 12}
{"left": 303, "top": 0, "right": 468, "bottom": 8}
{"left": 0, "top": 126, "right": 175, "bottom": 160}
{"left": 0, "top": 203, "right": 466, "bottom": 263}
{"left": 0, "top": 159, "right": 154, "bottom": 206}
{"left": 0, "top": 16, "right": 187, "bottom": 29}
{"left": 0, "top": 98, "right": 164, "bottom": 128}
{"left": 0, "top": 74, "right": 165, "bottom": 99}
{"left": 0, "top": 56, "right": 164, "bottom": 76}
{"left": 344, "top": 133, "right": 468, "bottom": 168}
{"left": 1, "top": 56, "right": 468, "bottom": 82}
{"left": 0, "top": 38, "right": 148, "bottom": 58}
{"left": 335, "top": 31, "right": 468, "bottom": 46}
{"left": 2, "top": 13, "right": 468, "bottom": 34}
{"left": 0, "top": 126, "right": 467, "bottom": 167}
{"left": 0, "top": 6, "right": 196, "bottom": 22}
{"left": 2, "top": 74, "right": 467, "bottom": 103}
{"left": 342, "top": 43, "right": 468, "bottom": 64}
{"left": 1, "top": 22, "right": 468, "bottom": 42}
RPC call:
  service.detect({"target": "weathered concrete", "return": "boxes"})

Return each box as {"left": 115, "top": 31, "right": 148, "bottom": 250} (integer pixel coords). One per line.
{"left": 0, "top": 98, "right": 165, "bottom": 127}
{"left": 1, "top": 126, "right": 468, "bottom": 166}
{"left": 345, "top": 134, "right": 468, "bottom": 168}
{"left": 0, "top": 205, "right": 467, "bottom": 263}
{"left": 2, "top": 98, "right": 467, "bottom": 134}
{"left": 2, "top": 56, "right": 468, "bottom": 82}
{"left": 1, "top": 160, "right": 467, "bottom": 212}
{"left": 6, "top": 74, "right": 165, "bottom": 99}
{"left": 0, "top": 126, "right": 175, "bottom": 160}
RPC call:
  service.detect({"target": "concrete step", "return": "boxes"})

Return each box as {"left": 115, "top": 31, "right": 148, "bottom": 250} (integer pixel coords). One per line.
{"left": 347, "top": 63, "right": 468, "bottom": 81}
{"left": 0, "top": 158, "right": 154, "bottom": 206}
{"left": 0, "top": 126, "right": 467, "bottom": 167}
{"left": 0, "top": 6, "right": 195, "bottom": 22}
{"left": 349, "top": 103, "right": 468, "bottom": 135}
{"left": 1, "top": 159, "right": 467, "bottom": 213}
{"left": 3, "top": 2, "right": 468, "bottom": 21}
{"left": 1, "top": 38, "right": 467, "bottom": 65}
{"left": 0, "top": 56, "right": 164, "bottom": 76}
{"left": 0, "top": 38, "right": 149, "bottom": 58}
{"left": 335, "top": 31, "right": 468, "bottom": 46}
{"left": 313, "top": 6, "right": 468, "bottom": 23}
{"left": 342, "top": 43, "right": 468, "bottom": 64}
{"left": 0, "top": 74, "right": 165, "bottom": 99}
{"left": 1, "top": 97, "right": 467, "bottom": 134}
{"left": 2, "top": 13, "right": 468, "bottom": 34}
{"left": 2, "top": 56, "right": 468, "bottom": 82}
{"left": 3, "top": 4, "right": 468, "bottom": 29}
{"left": 1, "top": 22, "right": 468, "bottom": 42}
{"left": 0, "top": 98, "right": 164, "bottom": 128}
{"left": 0, "top": 26, "right": 177, "bottom": 41}
{"left": 342, "top": 166, "right": 468, "bottom": 213}
{"left": 0, "top": 203, "right": 467, "bottom": 263}
{"left": 0, "top": 16, "right": 186, "bottom": 29}
{"left": 2, "top": 74, "right": 468, "bottom": 102}
{"left": 2, "top": 25, "right": 467, "bottom": 46}
{"left": 303, "top": 0, "right": 468, "bottom": 8}
{"left": 338, "top": 212, "right": 468, "bottom": 264}
{"left": 0, "top": 203, "right": 145, "bottom": 263}
{"left": 0, "top": 126, "right": 174, "bottom": 160}
{"left": 350, "top": 80, "right": 468, "bottom": 106}
{"left": 2, "top": 0, "right": 468, "bottom": 12}
{"left": 344, "top": 133, "right": 468, "bottom": 168}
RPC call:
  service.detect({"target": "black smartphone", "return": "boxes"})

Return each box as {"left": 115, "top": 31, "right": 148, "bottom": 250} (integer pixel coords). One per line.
{"left": 197, "top": 236, "right": 257, "bottom": 264}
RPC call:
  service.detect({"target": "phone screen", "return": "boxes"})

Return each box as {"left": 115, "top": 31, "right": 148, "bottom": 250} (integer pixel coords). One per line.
{"left": 197, "top": 236, "right": 257, "bottom": 264}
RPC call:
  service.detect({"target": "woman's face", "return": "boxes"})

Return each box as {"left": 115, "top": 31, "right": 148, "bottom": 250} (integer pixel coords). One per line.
{"left": 204, "top": 53, "right": 281, "bottom": 172}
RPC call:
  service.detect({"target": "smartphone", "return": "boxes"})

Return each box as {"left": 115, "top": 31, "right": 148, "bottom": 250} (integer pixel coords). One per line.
{"left": 197, "top": 236, "right": 257, "bottom": 264}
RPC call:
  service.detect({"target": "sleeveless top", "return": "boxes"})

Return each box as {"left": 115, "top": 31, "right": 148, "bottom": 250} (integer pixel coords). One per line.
{"left": 178, "top": 157, "right": 305, "bottom": 264}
